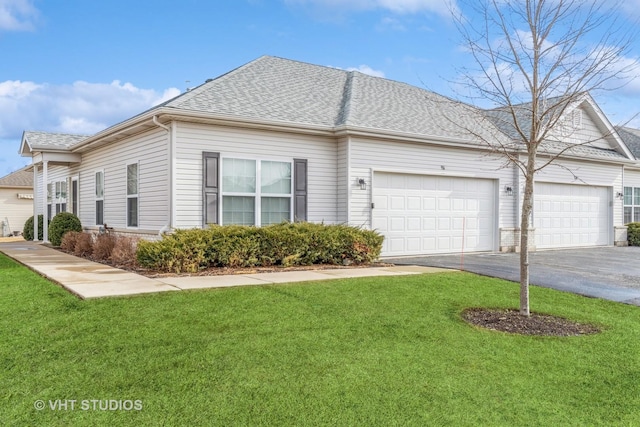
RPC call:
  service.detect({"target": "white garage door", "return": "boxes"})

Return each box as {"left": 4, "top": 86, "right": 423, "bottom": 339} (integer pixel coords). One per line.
{"left": 372, "top": 172, "right": 496, "bottom": 256}
{"left": 534, "top": 182, "right": 610, "bottom": 249}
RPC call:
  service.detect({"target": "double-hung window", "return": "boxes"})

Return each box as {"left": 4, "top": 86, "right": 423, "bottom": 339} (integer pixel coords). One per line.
{"left": 221, "top": 158, "right": 292, "bottom": 226}
{"left": 46, "top": 183, "right": 53, "bottom": 221}
{"left": 127, "top": 163, "right": 138, "bottom": 227}
{"left": 95, "top": 171, "right": 104, "bottom": 225}
{"left": 624, "top": 187, "right": 640, "bottom": 224}
{"left": 54, "top": 180, "right": 67, "bottom": 214}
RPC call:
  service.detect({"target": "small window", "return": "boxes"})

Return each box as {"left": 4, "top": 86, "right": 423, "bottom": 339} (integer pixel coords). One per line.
{"left": 95, "top": 171, "right": 104, "bottom": 225}
{"left": 127, "top": 163, "right": 138, "bottom": 227}
{"left": 47, "top": 183, "right": 53, "bottom": 222}
{"left": 623, "top": 186, "right": 640, "bottom": 224}
{"left": 54, "top": 180, "right": 67, "bottom": 214}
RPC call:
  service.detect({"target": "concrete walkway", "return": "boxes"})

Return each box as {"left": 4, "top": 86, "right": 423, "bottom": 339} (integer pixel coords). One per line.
{"left": 0, "top": 241, "right": 450, "bottom": 299}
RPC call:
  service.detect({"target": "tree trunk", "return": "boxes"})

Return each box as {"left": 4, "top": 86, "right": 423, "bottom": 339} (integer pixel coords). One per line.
{"left": 519, "top": 150, "right": 537, "bottom": 317}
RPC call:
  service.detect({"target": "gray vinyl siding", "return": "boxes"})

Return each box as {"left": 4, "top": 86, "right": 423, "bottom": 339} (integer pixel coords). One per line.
{"left": 76, "top": 129, "right": 169, "bottom": 230}
{"left": 349, "top": 138, "right": 514, "bottom": 230}
{"left": 623, "top": 168, "right": 640, "bottom": 188}
{"left": 548, "top": 106, "right": 613, "bottom": 150}
{"left": 337, "top": 137, "right": 349, "bottom": 223}
{"left": 173, "top": 122, "right": 339, "bottom": 228}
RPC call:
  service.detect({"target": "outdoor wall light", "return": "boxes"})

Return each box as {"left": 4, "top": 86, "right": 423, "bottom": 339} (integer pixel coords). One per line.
{"left": 504, "top": 185, "right": 514, "bottom": 196}
{"left": 358, "top": 178, "right": 367, "bottom": 190}
{"left": 616, "top": 191, "right": 624, "bottom": 199}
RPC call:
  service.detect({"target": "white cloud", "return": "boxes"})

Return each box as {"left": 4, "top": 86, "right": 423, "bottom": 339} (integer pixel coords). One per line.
{"left": 377, "top": 16, "right": 406, "bottom": 31}
{"left": 346, "top": 64, "right": 386, "bottom": 77}
{"left": 331, "top": 64, "right": 386, "bottom": 77}
{"left": 284, "top": 0, "right": 457, "bottom": 16}
{"left": 0, "top": 79, "right": 180, "bottom": 174}
{"left": 0, "top": 0, "right": 39, "bottom": 31}
{"left": 0, "top": 79, "right": 181, "bottom": 138}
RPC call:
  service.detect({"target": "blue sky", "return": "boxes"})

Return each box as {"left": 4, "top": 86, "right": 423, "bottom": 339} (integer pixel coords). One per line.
{"left": 1, "top": 0, "right": 640, "bottom": 175}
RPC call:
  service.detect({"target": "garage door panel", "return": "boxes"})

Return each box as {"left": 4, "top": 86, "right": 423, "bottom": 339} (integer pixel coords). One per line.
{"left": 390, "top": 217, "right": 405, "bottom": 231}
{"left": 407, "top": 217, "right": 421, "bottom": 231}
{"left": 374, "top": 172, "right": 496, "bottom": 256}
{"left": 534, "top": 182, "right": 609, "bottom": 249}
{"left": 390, "top": 196, "right": 405, "bottom": 210}
{"left": 438, "top": 218, "right": 451, "bottom": 230}
{"left": 407, "top": 196, "right": 421, "bottom": 210}
{"left": 423, "top": 237, "right": 436, "bottom": 250}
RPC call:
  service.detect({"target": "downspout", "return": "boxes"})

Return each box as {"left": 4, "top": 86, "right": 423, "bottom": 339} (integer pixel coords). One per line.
{"left": 152, "top": 116, "right": 173, "bottom": 234}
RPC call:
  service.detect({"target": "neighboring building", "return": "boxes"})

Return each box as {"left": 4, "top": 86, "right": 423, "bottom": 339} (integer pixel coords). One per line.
{"left": 18, "top": 56, "right": 640, "bottom": 255}
{"left": 0, "top": 166, "right": 34, "bottom": 236}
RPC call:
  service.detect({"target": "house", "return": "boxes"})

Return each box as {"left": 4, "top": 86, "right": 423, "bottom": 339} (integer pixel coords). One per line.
{"left": 614, "top": 127, "right": 640, "bottom": 224}
{"left": 18, "top": 56, "right": 639, "bottom": 256}
{"left": 0, "top": 166, "right": 34, "bottom": 236}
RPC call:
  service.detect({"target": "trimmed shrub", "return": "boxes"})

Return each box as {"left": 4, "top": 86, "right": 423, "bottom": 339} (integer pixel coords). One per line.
{"left": 137, "top": 229, "right": 212, "bottom": 273}
{"left": 60, "top": 231, "right": 83, "bottom": 252}
{"left": 628, "top": 222, "right": 640, "bottom": 246}
{"left": 23, "top": 215, "right": 46, "bottom": 241}
{"left": 93, "top": 233, "right": 117, "bottom": 261}
{"left": 111, "top": 236, "right": 139, "bottom": 267}
{"left": 207, "top": 226, "right": 261, "bottom": 268}
{"left": 73, "top": 232, "right": 94, "bottom": 257}
{"left": 49, "top": 212, "right": 82, "bottom": 246}
{"left": 137, "top": 222, "right": 384, "bottom": 273}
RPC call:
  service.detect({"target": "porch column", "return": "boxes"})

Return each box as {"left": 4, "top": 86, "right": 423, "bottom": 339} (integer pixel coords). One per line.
{"left": 33, "top": 164, "right": 38, "bottom": 241}
{"left": 42, "top": 160, "right": 49, "bottom": 243}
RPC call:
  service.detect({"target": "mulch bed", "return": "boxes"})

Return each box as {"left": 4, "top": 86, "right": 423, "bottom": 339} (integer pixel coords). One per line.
{"left": 134, "top": 262, "right": 395, "bottom": 278}
{"left": 462, "top": 308, "right": 601, "bottom": 336}
{"left": 52, "top": 245, "right": 393, "bottom": 277}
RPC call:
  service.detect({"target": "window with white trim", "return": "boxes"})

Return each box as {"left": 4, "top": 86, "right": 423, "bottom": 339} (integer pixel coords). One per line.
{"left": 47, "top": 183, "right": 53, "bottom": 221}
{"left": 54, "top": 180, "right": 67, "bottom": 214}
{"left": 221, "top": 158, "right": 292, "bottom": 226}
{"left": 127, "top": 163, "right": 138, "bottom": 227}
{"left": 624, "top": 187, "right": 640, "bottom": 224}
{"left": 95, "top": 171, "right": 104, "bottom": 225}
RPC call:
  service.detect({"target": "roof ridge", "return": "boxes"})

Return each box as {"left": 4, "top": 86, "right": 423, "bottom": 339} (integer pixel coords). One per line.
{"left": 25, "top": 130, "right": 90, "bottom": 137}
{"left": 335, "top": 71, "right": 354, "bottom": 126}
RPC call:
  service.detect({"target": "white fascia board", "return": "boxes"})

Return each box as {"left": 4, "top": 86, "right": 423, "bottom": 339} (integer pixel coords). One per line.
{"left": 32, "top": 152, "right": 82, "bottom": 164}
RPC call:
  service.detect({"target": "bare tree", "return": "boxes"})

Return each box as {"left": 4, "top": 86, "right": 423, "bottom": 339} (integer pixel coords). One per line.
{"left": 451, "top": 0, "right": 637, "bottom": 316}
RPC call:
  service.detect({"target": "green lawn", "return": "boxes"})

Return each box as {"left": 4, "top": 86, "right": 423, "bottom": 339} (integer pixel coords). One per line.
{"left": 1, "top": 252, "right": 640, "bottom": 426}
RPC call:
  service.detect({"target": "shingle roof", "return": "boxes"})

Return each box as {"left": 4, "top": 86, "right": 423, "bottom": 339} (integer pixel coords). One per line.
{"left": 19, "top": 56, "right": 631, "bottom": 163}
{"left": 0, "top": 167, "right": 32, "bottom": 188}
{"left": 484, "top": 94, "right": 630, "bottom": 161}
{"left": 23, "top": 131, "right": 89, "bottom": 150}
{"left": 345, "top": 72, "right": 508, "bottom": 143}
{"left": 616, "top": 127, "right": 640, "bottom": 159}
{"left": 166, "top": 56, "right": 349, "bottom": 127}
{"left": 537, "top": 141, "right": 628, "bottom": 161}
{"left": 164, "top": 55, "right": 508, "bottom": 145}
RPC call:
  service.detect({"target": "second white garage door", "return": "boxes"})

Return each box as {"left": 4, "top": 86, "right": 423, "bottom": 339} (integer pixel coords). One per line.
{"left": 372, "top": 172, "right": 496, "bottom": 256}
{"left": 534, "top": 182, "right": 610, "bottom": 249}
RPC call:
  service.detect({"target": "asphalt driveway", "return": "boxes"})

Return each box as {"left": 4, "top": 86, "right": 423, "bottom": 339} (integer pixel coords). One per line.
{"left": 387, "top": 246, "right": 640, "bottom": 306}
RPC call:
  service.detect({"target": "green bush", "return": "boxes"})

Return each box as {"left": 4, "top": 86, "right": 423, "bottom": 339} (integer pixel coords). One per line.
{"left": 137, "top": 222, "right": 384, "bottom": 273}
{"left": 23, "top": 215, "right": 46, "bottom": 241}
{"left": 48, "top": 212, "right": 82, "bottom": 246}
{"left": 628, "top": 222, "right": 640, "bottom": 246}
